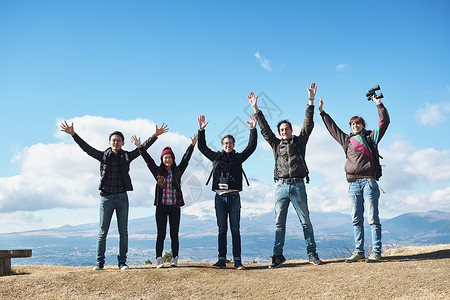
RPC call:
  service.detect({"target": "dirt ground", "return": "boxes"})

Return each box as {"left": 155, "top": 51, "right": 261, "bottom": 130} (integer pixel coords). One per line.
{"left": 1, "top": 244, "right": 449, "bottom": 299}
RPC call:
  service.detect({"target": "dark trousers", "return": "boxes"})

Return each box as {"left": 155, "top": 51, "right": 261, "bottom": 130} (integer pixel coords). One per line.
{"left": 215, "top": 193, "right": 241, "bottom": 261}
{"left": 155, "top": 204, "right": 181, "bottom": 258}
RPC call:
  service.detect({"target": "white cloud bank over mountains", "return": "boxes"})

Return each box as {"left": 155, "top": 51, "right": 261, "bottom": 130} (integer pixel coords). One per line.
{"left": 1, "top": 116, "right": 449, "bottom": 233}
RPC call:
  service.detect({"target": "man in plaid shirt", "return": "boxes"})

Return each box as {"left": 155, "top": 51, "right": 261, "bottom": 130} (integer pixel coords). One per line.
{"left": 60, "top": 121, "right": 168, "bottom": 270}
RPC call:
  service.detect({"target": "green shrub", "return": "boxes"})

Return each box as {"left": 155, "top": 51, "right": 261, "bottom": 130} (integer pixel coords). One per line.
{"left": 162, "top": 251, "right": 173, "bottom": 263}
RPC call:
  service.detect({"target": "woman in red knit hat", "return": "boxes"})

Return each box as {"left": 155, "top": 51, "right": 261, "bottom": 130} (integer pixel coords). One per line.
{"left": 132, "top": 129, "right": 197, "bottom": 268}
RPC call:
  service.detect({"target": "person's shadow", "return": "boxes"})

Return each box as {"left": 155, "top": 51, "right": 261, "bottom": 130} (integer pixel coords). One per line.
{"left": 382, "top": 249, "right": 450, "bottom": 262}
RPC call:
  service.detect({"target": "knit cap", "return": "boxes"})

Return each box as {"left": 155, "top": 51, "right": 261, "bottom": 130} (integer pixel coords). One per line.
{"left": 160, "top": 146, "right": 175, "bottom": 160}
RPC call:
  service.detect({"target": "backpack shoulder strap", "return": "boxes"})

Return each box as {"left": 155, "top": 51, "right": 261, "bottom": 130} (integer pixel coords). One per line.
{"left": 206, "top": 160, "right": 218, "bottom": 185}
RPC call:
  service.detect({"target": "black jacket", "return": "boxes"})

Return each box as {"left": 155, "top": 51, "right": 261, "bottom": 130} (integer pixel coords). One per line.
{"left": 139, "top": 144, "right": 195, "bottom": 207}
{"left": 254, "top": 105, "right": 314, "bottom": 181}
{"left": 198, "top": 128, "right": 257, "bottom": 191}
{"left": 72, "top": 133, "right": 157, "bottom": 193}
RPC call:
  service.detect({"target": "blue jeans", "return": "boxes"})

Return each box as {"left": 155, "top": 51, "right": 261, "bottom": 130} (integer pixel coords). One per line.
{"left": 348, "top": 178, "right": 381, "bottom": 254}
{"left": 97, "top": 192, "right": 129, "bottom": 264}
{"left": 274, "top": 179, "right": 317, "bottom": 256}
{"left": 215, "top": 193, "right": 241, "bottom": 261}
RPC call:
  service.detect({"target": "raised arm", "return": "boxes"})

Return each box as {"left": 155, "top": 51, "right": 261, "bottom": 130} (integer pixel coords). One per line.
{"left": 298, "top": 83, "right": 316, "bottom": 139}
{"left": 60, "top": 120, "right": 103, "bottom": 161}
{"left": 197, "top": 115, "right": 219, "bottom": 162}
{"left": 239, "top": 117, "right": 258, "bottom": 162}
{"left": 370, "top": 95, "right": 390, "bottom": 145}
{"left": 319, "top": 98, "right": 348, "bottom": 149}
{"left": 131, "top": 135, "right": 159, "bottom": 178}
{"left": 178, "top": 134, "right": 197, "bottom": 174}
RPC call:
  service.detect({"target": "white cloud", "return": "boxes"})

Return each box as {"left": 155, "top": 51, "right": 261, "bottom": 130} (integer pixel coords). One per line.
{"left": 415, "top": 102, "right": 450, "bottom": 126}
{"left": 254, "top": 51, "right": 272, "bottom": 71}
{"left": 336, "top": 63, "right": 350, "bottom": 72}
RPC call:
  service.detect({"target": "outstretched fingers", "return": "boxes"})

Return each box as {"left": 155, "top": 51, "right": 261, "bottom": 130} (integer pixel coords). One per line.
{"left": 131, "top": 135, "right": 141, "bottom": 147}
{"left": 198, "top": 115, "right": 209, "bottom": 130}
{"left": 60, "top": 121, "right": 74, "bottom": 135}
{"left": 246, "top": 114, "right": 257, "bottom": 129}
{"left": 191, "top": 133, "right": 198, "bottom": 145}
{"left": 155, "top": 123, "right": 169, "bottom": 136}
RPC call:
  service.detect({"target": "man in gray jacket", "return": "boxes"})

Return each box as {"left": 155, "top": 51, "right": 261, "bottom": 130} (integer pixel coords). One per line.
{"left": 248, "top": 83, "right": 322, "bottom": 268}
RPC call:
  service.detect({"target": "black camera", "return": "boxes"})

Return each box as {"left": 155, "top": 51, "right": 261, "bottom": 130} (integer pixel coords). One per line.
{"left": 366, "top": 85, "right": 384, "bottom": 101}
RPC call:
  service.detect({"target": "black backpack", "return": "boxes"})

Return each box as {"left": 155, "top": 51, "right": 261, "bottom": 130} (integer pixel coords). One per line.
{"left": 345, "top": 130, "right": 383, "bottom": 181}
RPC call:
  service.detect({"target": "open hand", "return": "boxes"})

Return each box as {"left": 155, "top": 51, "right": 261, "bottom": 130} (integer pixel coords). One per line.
{"left": 248, "top": 92, "right": 258, "bottom": 107}
{"left": 198, "top": 115, "right": 209, "bottom": 131}
{"left": 306, "top": 82, "right": 317, "bottom": 100}
{"left": 155, "top": 123, "right": 169, "bottom": 136}
{"left": 319, "top": 97, "right": 324, "bottom": 113}
{"left": 131, "top": 135, "right": 141, "bottom": 148}
{"left": 191, "top": 134, "right": 198, "bottom": 146}
{"left": 247, "top": 114, "right": 257, "bottom": 129}
{"left": 60, "top": 121, "right": 75, "bottom": 136}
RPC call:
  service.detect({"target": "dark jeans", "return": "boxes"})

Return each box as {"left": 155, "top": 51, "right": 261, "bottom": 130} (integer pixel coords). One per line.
{"left": 155, "top": 204, "right": 181, "bottom": 258}
{"left": 215, "top": 192, "right": 241, "bottom": 261}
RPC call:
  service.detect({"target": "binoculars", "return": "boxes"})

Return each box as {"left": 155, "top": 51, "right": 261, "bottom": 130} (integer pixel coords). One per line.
{"left": 366, "top": 85, "right": 384, "bottom": 101}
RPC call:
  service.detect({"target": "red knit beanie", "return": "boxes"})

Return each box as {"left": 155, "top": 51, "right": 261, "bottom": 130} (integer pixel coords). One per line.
{"left": 160, "top": 146, "right": 175, "bottom": 160}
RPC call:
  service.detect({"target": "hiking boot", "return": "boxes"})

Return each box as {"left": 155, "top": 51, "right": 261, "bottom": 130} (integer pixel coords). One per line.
{"left": 345, "top": 252, "right": 365, "bottom": 263}
{"left": 269, "top": 254, "right": 286, "bottom": 268}
{"left": 118, "top": 263, "right": 129, "bottom": 270}
{"left": 211, "top": 260, "right": 226, "bottom": 269}
{"left": 92, "top": 262, "right": 104, "bottom": 271}
{"left": 234, "top": 260, "right": 245, "bottom": 270}
{"left": 309, "top": 253, "right": 323, "bottom": 265}
{"left": 156, "top": 257, "right": 164, "bottom": 269}
{"left": 365, "top": 252, "right": 382, "bottom": 263}
{"left": 170, "top": 256, "right": 179, "bottom": 267}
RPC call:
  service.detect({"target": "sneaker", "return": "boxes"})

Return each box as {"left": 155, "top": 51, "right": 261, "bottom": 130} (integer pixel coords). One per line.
{"left": 170, "top": 256, "right": 179, "bottom": 267}
{"left": 234, "top": 260, "right": 245, "bottom": 270}
{"left": 118, "top": 263, "right": 129, "bottom": 270}
{"left": 156, "top": 257, "right": 164, "bottom": 269}
{"left": 345, "top": 252, "right": 365, "bottom": 263}
{"left": 211, "top": 260, "right": 226, "bottom": 269}
{"left": 269, "top": 254, "right": 286, "bottom": 268}
{"left": 366, "top": 252, "right": 382, "bottom": 263}
{"left": 92, "top": 262, "right": 104, "bottom": 271}
{"left": 308, "top": 253, "right": 323, "bottom": 265}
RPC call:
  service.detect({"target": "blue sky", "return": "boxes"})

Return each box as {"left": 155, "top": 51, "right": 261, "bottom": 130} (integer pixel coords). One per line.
{"left": 1, "top": 0, "right": 450, "bottom": 233}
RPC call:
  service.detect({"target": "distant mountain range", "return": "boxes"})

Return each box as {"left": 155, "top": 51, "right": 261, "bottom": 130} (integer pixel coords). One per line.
{"left": 1, "top": 210, "right": 448, "bottom": 267}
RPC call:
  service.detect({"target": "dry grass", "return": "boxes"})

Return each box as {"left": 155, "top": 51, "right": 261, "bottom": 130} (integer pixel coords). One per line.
{"left": 2, "top": 244, "right": 449, "bottom": 299}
